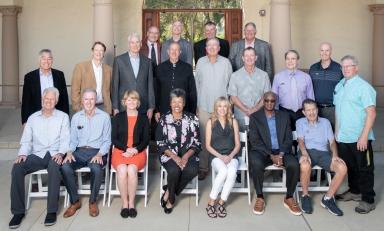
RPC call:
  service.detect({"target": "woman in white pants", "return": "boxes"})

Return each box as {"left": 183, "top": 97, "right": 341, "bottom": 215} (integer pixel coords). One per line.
{"left": 205, "top": 97, "right": 240, "bottom": 218}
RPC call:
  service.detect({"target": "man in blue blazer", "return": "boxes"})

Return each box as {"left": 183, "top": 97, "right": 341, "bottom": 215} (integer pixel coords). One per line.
{"left": 21, "top": 49, "right": 69, "bottom": 124}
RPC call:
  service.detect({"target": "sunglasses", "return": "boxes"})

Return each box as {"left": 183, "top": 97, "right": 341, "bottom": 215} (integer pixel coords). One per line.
{"left": 264, "top": 99, "right": 276, "bottom": 103}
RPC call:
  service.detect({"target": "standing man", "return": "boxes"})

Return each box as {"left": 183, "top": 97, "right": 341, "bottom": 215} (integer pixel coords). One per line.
{"left": 272, "top": 49, "right": 315, "bottom": 131}
{"left": 309, "top": 42, "right": 343, "bottom": 128}
{"left": 297, "top": 99, "right": 347, "bottom": 216}
{"left": 195, "top": 37, "right": 232, "bottom": 180}
{"left": 228, "top": 47, "right": 271, "bottom": 130}
{"left": 161, "top": 20, "right": 193, "bottom": 65}
{"left": 21, "top": 49, "right": 69, "bottom": 124}
{"left": 140, "top": 26, "right": 161, "bottom": 68}
{"left": 155, "top": 42, "right": 197, "bottom": 121}
{"left": 9, "top": 87, "right": 70, "bottom": 228}
{"left": 229, "top": 22, "right": 273, "bottom": 78}
{"left": 71, "top": 41, "right": 112, "bottom": 114}
{"left": 194, "top": 21, "right": 230, "bottom": 65}
{"left": 334, "top": 55, "right": 376, "bottom": 214}
{"left": 248, "top": 91, "right": 301, "bottom": 216}
{"left": 112, "top": 32, "right": 155, "bottom": 119}
{"left": 61, "top": 89, "right": 111, "bottom": 218}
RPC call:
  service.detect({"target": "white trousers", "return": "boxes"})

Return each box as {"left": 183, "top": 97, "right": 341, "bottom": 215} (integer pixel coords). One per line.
{"left": 209, "top": 157, "right": 239, "bottom": 201}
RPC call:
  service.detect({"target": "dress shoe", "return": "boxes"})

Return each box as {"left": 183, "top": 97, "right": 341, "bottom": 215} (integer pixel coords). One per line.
{"left": 129, "top": 208, "right": 137, "bottom": 218}
{"left": 63, "top": 200, "right": 81, "bottom": 218}
{"left": 89, "top": 202, "right": 99, "bottom": 217}
{"left": 120, "top": 208, "right": 129, "bottom": 218}
{"left": 9, "top": 214, "right": 25, "bottom": 229}
{"left": 160, "top": 185, "right": 168, "bottom": 208}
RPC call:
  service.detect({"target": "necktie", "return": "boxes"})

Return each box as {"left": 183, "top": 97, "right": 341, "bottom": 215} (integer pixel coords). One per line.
{"left": 290, "top": 72, "right": 299, "bottom": 112}
{"left": 151, "top": 43, "right": 157, "bottom": 67}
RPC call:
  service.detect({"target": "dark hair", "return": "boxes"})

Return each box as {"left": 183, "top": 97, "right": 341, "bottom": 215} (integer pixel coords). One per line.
{"left": 169, "top": 88, "right": 186, "bottom": 105}
{"left": 242, "top": 47, "right": 257, "bottom": 56}
{"left": 92, "top": 41, "right": 106, "bottom": 52}
{"left": 284, "top": 49, "right": 300, "bottom": 60}
{"left": 302, "top": 98, "right": 317, "bottom": 110}
{"left": 204, "top": 21, "right": 216, "bottom": 27}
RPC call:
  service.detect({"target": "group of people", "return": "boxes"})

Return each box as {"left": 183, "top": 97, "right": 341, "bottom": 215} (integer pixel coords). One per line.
{"left": 8, "top": 19, "right": 377, "bottom": 229}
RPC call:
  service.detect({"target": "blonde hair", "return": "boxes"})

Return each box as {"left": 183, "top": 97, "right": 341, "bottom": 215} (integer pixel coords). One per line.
{"left": 121, "top": 90, "right": 141, "bottom": 108}
{"left": 211, "top": 96, "right": 233, "bottom": 126}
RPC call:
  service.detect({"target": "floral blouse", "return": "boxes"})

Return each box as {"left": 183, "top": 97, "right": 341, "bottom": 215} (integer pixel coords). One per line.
{"left": 156, "top": 111, "right": 201, "bottom": 164}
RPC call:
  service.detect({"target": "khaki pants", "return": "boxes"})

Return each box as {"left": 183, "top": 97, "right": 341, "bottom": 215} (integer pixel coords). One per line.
{"left": 198, "top": 108, "right": 211, "bottom": 171}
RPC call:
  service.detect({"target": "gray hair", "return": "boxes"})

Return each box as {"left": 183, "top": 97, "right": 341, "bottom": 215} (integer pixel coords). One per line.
{"left": 206, "top": 37, "right": 220, "bottom": 47}
{"left": 341, "top": 55, "right": 358, "bottom": 66}
{"left": 169, "top": 88, "right": 186, "bottom": 105}
{"left": 263, "top": 91, "right": 277, "bottom": 100}
{"left": 38, "top": 49, "right": 52, "bottom": 58}
{"left": 320, "top": 42, "right": 332, "bottom": 50}
{"left": 42, "top": 87, "right": 59, "bottom": 102}
{"left": 81, "top": 88, "right": 97, "bottom": 98}
{"left": 127, "top": 32, "right": 141, "bottom": 43}
{"left": 244, "top": 22, "right": 257, "bottom": 30}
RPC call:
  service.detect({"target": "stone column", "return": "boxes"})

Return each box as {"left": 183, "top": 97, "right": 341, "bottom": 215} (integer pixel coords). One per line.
{"left": 270, "top": 0, "right": 291, "bottom": 73}
{"left": 0, "top": 6, "right": 22, "bottom": 106}
{"left": 369, "top": 4, "right": 384, "bottom": 107}
{"left": 93, "top": 0, "right": 114, "bottom": 66}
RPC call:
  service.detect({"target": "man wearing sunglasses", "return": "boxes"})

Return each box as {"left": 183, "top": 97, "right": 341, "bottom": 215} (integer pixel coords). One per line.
{"left": 248, "top": 91, "right": 301, "bottom": 216}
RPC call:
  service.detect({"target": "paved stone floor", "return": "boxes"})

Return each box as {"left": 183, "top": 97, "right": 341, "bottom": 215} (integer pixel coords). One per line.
{"left": 0, "top": 107, "right": 383, "bottom": 231}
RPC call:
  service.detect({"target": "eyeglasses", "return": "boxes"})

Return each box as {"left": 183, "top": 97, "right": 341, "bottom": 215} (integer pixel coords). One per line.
{"left": 341, "top": 64, "right": 356, "bottom": 69}
{"left": 264, "top": 99, "right": 275, "bottom": 103}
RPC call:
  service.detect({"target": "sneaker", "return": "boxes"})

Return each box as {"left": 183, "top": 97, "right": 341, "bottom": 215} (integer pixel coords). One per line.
{"left": 301, "top": 195, "right": 313, "bottom": 214}
{"left": 320, "top": 195, "right": 343, "bottom": 216}
{"left": 253, "top": 198, "right": 265, "bottom": 215}
{"left": 335, "top": 191, "right": 361, "bottom": 201}
{"left": 284, "top": 197, "right": 302, "bottom": 216}
{"left": 9, "top": 214, "right": 25, "bottom": 229}
{"left": 44, "top": 213, "right": 57, "bottom": 226}
{"left": 355, "top": 201, "right": 376, "bottom": 214}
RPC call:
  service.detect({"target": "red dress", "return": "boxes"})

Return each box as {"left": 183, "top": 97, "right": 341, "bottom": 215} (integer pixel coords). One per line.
{"left": 111, "top": 116, "right": 147, "bottom": 170}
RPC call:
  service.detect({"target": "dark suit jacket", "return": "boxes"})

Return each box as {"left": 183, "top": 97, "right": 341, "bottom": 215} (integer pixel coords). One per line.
{"left": 193, "top": 37, "right": 230, "bottom": 65}
{"left": 139, "top": 40, "right": 161, "bottom": 66}
{"left": 249, "top": 108, "right": 292, "bottom": 156}
{"left": 21, "top": 68, "right": 69, "bottom": 124}
{"left": 111, "top": 52, "right": 155, "bottom": 113}
{"left": 229, "top": 38, "right": 273, "bottom": 78}
{"left": 112, "top": 112, "right": 149, "bottom": 152}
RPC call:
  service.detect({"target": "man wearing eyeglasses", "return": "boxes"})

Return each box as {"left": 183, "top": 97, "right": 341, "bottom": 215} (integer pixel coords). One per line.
{"left": 309, "top": 42, "right": 343, "bottom": 128}
{"left": 334, "top": 55, "right": 376, "bottom": 214}
{"left": 228, "top": 47, "right": 271, "bottom": 131}
{"left": 248, "top": 91, "right": 301, "bottom": 216}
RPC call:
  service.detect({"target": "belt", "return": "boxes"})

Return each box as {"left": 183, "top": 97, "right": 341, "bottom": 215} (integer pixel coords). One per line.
{"left": 78, "top": 146, "right": 98, "bottom": 150}
{"left": 317, "top": 104, "right": 334, "bottom": 108}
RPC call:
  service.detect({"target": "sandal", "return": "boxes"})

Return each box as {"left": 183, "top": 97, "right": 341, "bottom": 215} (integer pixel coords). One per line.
{"left": 206, "top": 204, "right": 217, "bottom": 218}
{"left": 217, "top": 203, "right": 227, "bottom": 218}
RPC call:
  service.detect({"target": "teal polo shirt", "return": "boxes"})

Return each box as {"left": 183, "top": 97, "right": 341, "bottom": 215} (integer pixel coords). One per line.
{"left": 333, "top": 75, "right": 376, "bottom": 143}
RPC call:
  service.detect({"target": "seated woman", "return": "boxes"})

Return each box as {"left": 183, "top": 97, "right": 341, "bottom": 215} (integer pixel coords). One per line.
{"left": 111, "top": 90, "right": 149, "bottom": 218}
{"left": 205, "top": 97, "right": 241, "bottom": 218}
{"left": 156, "top": 88, "right": 201, "bottom": 214}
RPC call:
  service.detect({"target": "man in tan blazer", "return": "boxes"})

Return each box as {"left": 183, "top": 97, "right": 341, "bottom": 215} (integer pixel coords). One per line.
{"left": 71, "top": 41, "right": 112, "bottom": 114}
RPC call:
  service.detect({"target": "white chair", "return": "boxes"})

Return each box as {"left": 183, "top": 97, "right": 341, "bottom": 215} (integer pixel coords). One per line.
{"left": 107, "top": 147, "right": 149, "bottom": 207}
{"left": 64, "top": 154, "right": 110, "bottom": 207}
{"left": 211, "top": 131, "right": 251, "bottom": 204}
{"left": 160, "top": 165, "right": 199, "bottom": 206}
{"left": 296, "top": 165, "right": 332, "bottom": 202}
{"left": 26, "top": 169, "right": 68, "bottom": 209}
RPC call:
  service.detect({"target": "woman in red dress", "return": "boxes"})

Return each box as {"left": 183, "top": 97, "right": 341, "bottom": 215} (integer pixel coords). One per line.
{"left": 111, "top": 90, "right": 149, "bottom": 218}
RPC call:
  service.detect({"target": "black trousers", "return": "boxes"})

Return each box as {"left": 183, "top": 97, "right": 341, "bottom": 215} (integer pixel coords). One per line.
{"left": 249, "top": 151, "right": 299, "bottom": 198}
{"left": 279, "top": 106, "right": 304, "bottom": 131}
{"left": 338, "top": 141, "right": 375, "bottom": 203}
{"left": 11, "top": 152, "right": 62, "bottom": 215}
{"left": 61, "top": 148, "right": 107, "bottom": 204}
{"left": 162, "top": 156, "right": 198, "bottom": 204}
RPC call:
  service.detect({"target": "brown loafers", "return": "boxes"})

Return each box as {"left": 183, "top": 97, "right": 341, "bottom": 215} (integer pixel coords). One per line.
{"left": 89, "top": 202, "right": 99, "bottom": 217}
{"left": 63, "top": 201, "right": 81, "bottom": 218}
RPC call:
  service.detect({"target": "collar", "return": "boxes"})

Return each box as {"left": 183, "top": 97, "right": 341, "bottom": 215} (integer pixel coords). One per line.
{"left": 128, "top": 52, "right": 139, "bottom": 59}
{"left": 79, "top": 107, "right": 101, "bottom": 116}
{"left": 92, "top": 60, "right": 102, "bottom": 69}
{"left": 39, "top": 69, "right": 52, "bottom": 76}
{"left": 37, "top": 109, "right": 57, "bottom": 117}
{"left": 147, "top": 40, "right": 157, "bottom": 47}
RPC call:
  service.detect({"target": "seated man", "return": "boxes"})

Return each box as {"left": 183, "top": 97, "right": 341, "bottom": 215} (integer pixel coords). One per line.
{"left": 296, "top": 99, "right": 347, "bottom": 216}
{"left": 61, "top": 88, "right": 111, "bottom": 218}
{"left": 248, "top": 91, "right": 301, "bottom": 216}
{"left": 9, "top": 87, "right": 70, "bottom": 229}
